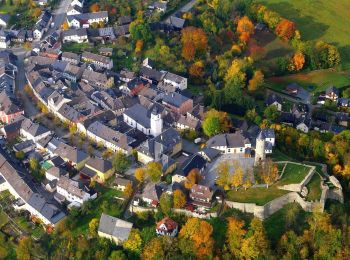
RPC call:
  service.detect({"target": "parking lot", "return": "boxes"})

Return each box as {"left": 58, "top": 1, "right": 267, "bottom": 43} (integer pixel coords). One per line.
{"left": 200, "top": 154, "right": 255, "bottom": 188}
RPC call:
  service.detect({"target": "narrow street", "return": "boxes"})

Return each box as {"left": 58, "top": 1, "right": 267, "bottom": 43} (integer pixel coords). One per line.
{"left": 43, "top": 0, "right": 72, "bottom": 38}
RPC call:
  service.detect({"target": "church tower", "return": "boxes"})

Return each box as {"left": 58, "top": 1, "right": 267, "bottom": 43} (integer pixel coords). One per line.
{"left": 150, "top": 106, "right": 163, "bottom": 137}
{"left": 255, "top": 131, "right": 266, "bottom": 166}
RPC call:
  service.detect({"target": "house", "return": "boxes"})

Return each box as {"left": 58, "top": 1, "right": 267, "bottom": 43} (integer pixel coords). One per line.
{"left": 114, "top": 24, "right": 130, "bottom": 37}
{"left": 206, "top": 132, "right": 251, "bottom": 154}
{"left": 120, "top": 77, "right": 147, "bottom": 96}
{"left": 189, "top": 184, "right": 213, "bottom": 208}
{"left": 86, "top": 121, "right": 133, "bottom": 154}
{"left": 82, "top": 69, "right": 114, "bottom": 89}
{"left": 156, "top": 217, "right": 178, "bottom": 237}
{"left": 13, "top": 140, "right": 36, "bottom": 154}
{"left": 45, "top": 166, "right": 68, "bottom": 182}
{"left": 0, "top": 14, "right": 10, "bottom": 28}
{"left": 137, "top": 127, "right": 182, "bottom": 166}
{"left": 0, "top": 154, "right": 65, "bottom": 227}
{"left": 198, "top": 147, "right": 220, "bottom": 162}
{"left": 338, "top": 98, "right": 350, "bottom": 107}
{"left": 140, "top": 66, "right": 164, "bottom": 84}
{"left": 71, "top": 0, "right": 84, "bottom": 8}
{"left": 175, "top": 114, "right": 200, "bottom": 131}
{"left": 123, "top": 104, "right": 163, "bottom": 137}
{"left": 0, "top": 29, "right": 10, "bottom": 49}
{"left": 142, "top": 58, "right": 155, "bottom": 69}
{"left": 56, "top": 176, "right": 97, "bottom": 204}
{"left": 63, "top": 63, "right": 85, "bottom": 83}
{"left": 279, "top": 112, "right": 295, "bottom": 126}
{"left": 67, "top": 11, "right": 108, "bottom": 29}
{"left": 54, "top": 143, "right": 89, "bottom": 170}
{"left": 67, "top": 4, "right": 83, "bottom": 16}
{"left": 0, "top": 91, "right": 24, "bottom": 123}
{"left": 20, "top": 118, "right": 51, "bottom": 142}
{"left": 119, "top": 69, "right": 135, "bottom": 83}
{"left": 165, "top": 16, "right": 185, "bottom": 30}
{"left": 162, "top": 92, "right": 193, "bottom": 114}
{"left": 325, "top": 86, "right": 339, "bottom": 102}
{"left": 88, "top": 27, "right": 116, "bottom": 44}
{"left": 285, "top": 83, "right": 300, "bottom": 95}
{"left": 81, "top": 157, "right": 114, "bottom": 183}
{"left": 336, "top": 113, "right": 349, "bottom": 127}
{"left": 1, "top": 116, "right": 25, "bottom": 140}
{"left": 295, "top": 115, "right": 312, "bottom": 133}
{"left": 99, "top": 47, "right": 113, "bottom": 56}
{"left": 98, "top": 213, "right": 133, "bottom": 245}
{"left": 82, "top": 51, "right": 113, "bottom": 70}
{"left": 61, "top": 52, "right": 80, "bottom": 65}
{"left": 137, "top": 182, "right": 164, "bottom": 207}
{"left": 33, "top": 10, "right": 52, "bottom": 40}
{"left": 91, "top": 91, "right": 124, "bottom": 113}
{"left": 62, "top": 28, "right": 88, "bottom": 43}
{"left": 163, "top": 72, "right": 187, "bottom": 90}
{"left": 266, "top": 93, "right": 282, "bottom": 111}
{"left": 118, "top": 16, "right": 132, "bottom": 26}
{"left": 115, "top": 176, "right": 132, "bottom": 191}
{"left": 149, "top": 1, "right": 167, "bottom": 12}
{"left": 172, "top": 154, "right": 206, "bottom": 183}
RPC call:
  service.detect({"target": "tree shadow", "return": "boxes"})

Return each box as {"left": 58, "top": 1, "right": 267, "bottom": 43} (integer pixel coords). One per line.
{"left": 267, "top": 2, "right": 329, "bottom": 41}
{"left": 337, "top": 45, "right": 350, "bottom": 68}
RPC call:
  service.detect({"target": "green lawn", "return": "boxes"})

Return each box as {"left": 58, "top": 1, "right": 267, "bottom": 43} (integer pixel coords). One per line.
{"left": 62, "top": 43, "right": 94, "bottom": 53}
{"left": 306, "top": 173, "right": 322, "bottom": 201}
{"left": 258, "top": 0, "right": 350, "bottom": 69}
{"left": 0, "top": 3, "right": 17, "bottom": 14}
{"left": 227, "top": 186, "right": 290, "bottom": 206}
{"left": 0, "top": 210, "right": 8, "bottom": 228}
{"left": 278, "top": 163, "right": 311, "bottom": 186}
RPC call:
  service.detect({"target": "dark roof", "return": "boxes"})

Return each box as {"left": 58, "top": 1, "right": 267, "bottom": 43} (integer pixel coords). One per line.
{"left": 326, "top": 86, "right": 339, "bottom": 96}
{"left": 207, "top": 132, "right": 251, "bottom": 149}
{"left": 86, "top": 157, "right": 112, "bottom": 173}
{"left": 199, "top": 147, "right": 220, "bottom": 161}
{"left": 118, "top": 16, "right": 132, "bottom": 25}
{"left": 266, "top": 93, "right": 282, "bottom": 105}
{"left": 162, "top": 92, "right": 190, "bottom": 108}
{"left": 140, "top": 66, "right": 164, "bottom": 82}
{"left": 181, "top": 154, "right": 206, "bottom": 177}
{"left": 0, "top": 14, "right": 10, "bottom": 24}
{"left": 124, "top": 103, "right": 151, "bottom": 128}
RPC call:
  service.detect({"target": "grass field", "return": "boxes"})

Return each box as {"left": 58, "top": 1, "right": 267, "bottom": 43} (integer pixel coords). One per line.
{"left": 259, "top": 0, "right": 350, "bottom": 92}
{"left": 227, "top": 186, "right": 290, "bottom": 206}
{"left": 278, "top": 163, "right": 311, "bottom": 185}
{"left": 306, "top": 173, "right": 322, "bottom": 201}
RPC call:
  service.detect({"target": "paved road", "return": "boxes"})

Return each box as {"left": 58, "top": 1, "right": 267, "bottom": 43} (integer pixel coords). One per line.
{"left": 44, "top": 0, "right": 72, "bottom": 38}
{"left": 163, "top": 0, "right": 198, "bottom": 22}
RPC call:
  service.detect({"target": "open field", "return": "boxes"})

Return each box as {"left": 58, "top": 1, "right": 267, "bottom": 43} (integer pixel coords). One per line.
{"left": 227, "top": 186, "right": 290, "bottom": 206}
{"left": 278, "top": 163, "right": 311, "bottom": 186}
{"left": 258, "top": 0, "right": 350, "bottom": 69}
{"left": 306, "top": 173, "right": 322, "bottom": 201}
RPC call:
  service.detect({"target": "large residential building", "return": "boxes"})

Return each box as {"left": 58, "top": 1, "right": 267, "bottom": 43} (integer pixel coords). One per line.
{"left": 80, "top": 157, "right": 114, "bottom": 183}
{"left": 0, "top": 91, "right": 24, "bottom": 124}
{"left": 163, "top": 72, "right": 187, "bottom": 90}
{"left": 62, "top": 28, "right": 88, "bottom": 43}
{"left": 54, "top": 143, "right": 89, "bottom": 170}
{"left": 82, "top": 52, "right": 113, "bottom": 70}
{"left": 206, "top": 132, "right": 252, "bottom": 154}
{"left": 67, "top": 11, "right": 109, "bottom": 29}
{"left": 56, "top": 176, "right": 96, "bottom": 204}
{"left": 161, "top": 92, "right": 193, "bottom": 114}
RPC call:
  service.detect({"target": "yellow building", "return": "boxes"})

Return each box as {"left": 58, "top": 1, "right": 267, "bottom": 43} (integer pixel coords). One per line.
{"left": 81, "top": 157, "right": 114, "bottom": 183}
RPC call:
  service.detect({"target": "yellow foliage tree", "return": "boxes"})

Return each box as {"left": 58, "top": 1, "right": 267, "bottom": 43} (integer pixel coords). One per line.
{"left": 248, "top": 70, "right": 264, "bottom": 92}
{"left": 216, "top": 161, "right": 231, "bottom": 190}
{"left": 232, "top": 166, "right": 244, "bottom": 190}
{"left": 135, "top": 168, "right": 146, "bottom": 183}
{"left": 173, "top": 189, "right": 186, "bottom": 209}
{"left": 226, "top": 217, "right": 246, "bottom": 257}
{"left": 236, "top": 16, "right": 254, "bottom": 44}
{"left": 184, "top": 168, "right": 201, "bottom": 189}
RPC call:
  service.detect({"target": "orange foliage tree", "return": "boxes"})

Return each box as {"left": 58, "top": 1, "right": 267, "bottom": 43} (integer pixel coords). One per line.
{"left": 135, "top": 40, "right": 144, "bottom": 54}
{"left": 184, "top": 168, "right": 201, "bottom": 189}
{"left": 189, "top": 60, "right": 205, "bottom": 78}
{"left": 90, "top": 3, "right": 100, "bottom": 13}
{"left": 179, "top": 218, "right": 214, "bottom": 258}
{"left": 289, "top": 51, "right": 305, "bottom": 71}
{"left": 248, "top": 70, "right": 264, "bottom": 92}
{"left": 275, "top": 19, "right": 296, "bottom": 41}
{"left": 237, "top": 16, "right": 254, "bottom": 44}
{"left": 181, "top": 27, "right": 208, "bottom": 61}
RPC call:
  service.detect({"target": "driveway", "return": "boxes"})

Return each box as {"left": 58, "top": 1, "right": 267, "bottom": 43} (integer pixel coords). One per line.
{"left": 200, "top": 154, "right": 255, "bottom": 188}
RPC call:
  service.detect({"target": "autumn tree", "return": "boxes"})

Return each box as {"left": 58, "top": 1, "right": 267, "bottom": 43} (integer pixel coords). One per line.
{"left": 241, "top": 218, "right": 269, "bottom": 258}
{"left": 135, "top": 39, "right": 144, "bottom": 54}
{"left": 203, "top": 109, "right": 231, "bottom": 137}
{"left": 113, "top": 152, "right": 131, "bottom": 174}
{"left": 248, "top": 70, "right": 264, "bottom": 92}
{"left": 264, "top": 104, "right": 280, "bottom": 123}
{"left": 130, "top": 18, "right": 152, "bottom": 43}
{"left": 90, "top": 3, "right": 100, "bottom": 13}
{"left": 62, "top": 21, "right": 69, "bottom": 30}
{"left": 232, "top": 166, "right": 244, "bottom": 190}
{"left": 173, "top": 190, "right": 186, "bottom": 208}
{"left": 159, "top": 193, "right": 173, "bottom": 216}
{"left": 141, "top": 237, "right": 164, "bottom": 260}
{"left": 261, "top": 159, "right": 279, "bottom": 187}
{"left": 189, "top": 60, "right": 205, "bottom": 78}
{"left": 181, "top": 27, "right": 208, "bottom": 61}
{"left": 88, "top": 218, "right": 99, "bottom": 236}
{"left": 275, "top": 19, "right": 296, "bottom": 41}
{"left": 226, "top": 217, "right": 246, "bottom": 257}
{"left": 184, "top": 168, "right": 201, "bottom": 189}
{"left": 146, "top": 162, "right": 162, "bottom": 182}
{"left": 179, "top": 218, "right": 214, "bottom": 258}
{"left": 237, "top": 16, "right": 254, "bottom": 44}
{"left": 135, "top": 168, "right": 146, "bottom": 183}
{"left": 123, "top": 183, "right": 133, "bottom": 198}
{"left": 289, "top": 51, "right": 305, "bottom": 71}
{"left": 123, "top": 229, "right": 143, "bottom": 255}
{"left": 216, "top": 161, "right": 231, "bottom": 190}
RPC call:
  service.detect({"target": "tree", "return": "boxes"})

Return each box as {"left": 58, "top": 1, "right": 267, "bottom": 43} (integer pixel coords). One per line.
{"left": 135, "top": 39, "right": 144, "bottom": 54}
{"left": 248, "top": 70, "right": 264, "bottom": 92}
{"left": 261, "top": 159, "right": 279, "bottom": 188}
{"left": 202, "top": 109, "right": 231, "bottom": 137}
{"left": 29, "top": 157, "right": 39, "bottom": 172}
{"left": 241, "top": 218, "right": 269, "bottom": 258}
{"left": 88, "top": 218, "right": 99, "bottom": 236}
{"left": 179, "top": 218, "right": 214, "bottom": 258}
{"left": 181, "top": 27, "right": 208, "bottom": 61}
{"left": 173, "top": 190, "right": 186, "bottom": 208}
{"left": 159, "top": 193, "right": 173, "bottom": 216}
{"left": 16, "top": 237, "right": 34, "bottom": 260}
{"left": 237, "top": 16, "right": 254, "bottom": 44}
{"left": 232, "top": 166, "right": 244, "bottom": 190}
{"left": 135, "top": 168, "right": 146, "bottom": 183}
{"left": 130, "top": 19, "right": 152, "bottom": 43}
{"left": 109, "top": 250, "right": 126, "bottom": 260}
{"left": 123, "top": 229, "right": 143, "bottom": 255}
{"left": 226, "top": 217, "right": 246, "bottom": 257}
{"left": 15, "top": 151, "right": 25, "bottom": 160}
{"left": 62, "top": 21, "right": 69, "bottom": 30}
{"left": 112, "top": 152, "right": 130, "bottom": 174}
{"left": 216, "top": 161, "right": 231, "bottom": 190}
{"left": 141, "top": 237, "right": 165, "bottom": 260}
{"left": 90, "top": 3, "right": 100, "bottom": 13}
{"left": 189, "top": 60, "right": 205, "bottom": 78}
{"left": 123, "top": 183, "right": 133, "bottom": 199}
{"left": 264, "top": 104, "right": 280, "bottom": 123}
{"left": 275, "top": 19, "right": 296, "bottom": 41}
{"left": 289, "top": 51, "right": 305, "bottom": 71}
{"left": 146, "top": 162, "right": 162, "bottom": 182}
{"left": 184, "top": 168, "right": 201, "bottom": 189}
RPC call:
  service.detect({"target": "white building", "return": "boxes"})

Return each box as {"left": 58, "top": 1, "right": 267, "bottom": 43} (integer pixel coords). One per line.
{"left": 123, "top": 104, "right": 163, "bottom": 137}
{"left": 163, "top": 72, "right": 187, "bottom": 90}
{"left": 98, "top": 213, "right": 133, "bottom": 245}
{"left": 20, "top": 118, "right": 52, "bottom": 142}
{"left": 206, "top": 132, "right": 251, "bottom": 154}
{"left": 71, "top": 0, "right": 84, "bottom": 8}
{"left": 67, "top": 11, "right": 108, "bottom": 29}
{"left": 62, "top": 28, "right": 88, "bottom": 43}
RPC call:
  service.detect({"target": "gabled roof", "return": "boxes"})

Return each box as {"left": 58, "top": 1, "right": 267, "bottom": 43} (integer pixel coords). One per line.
{"left": 156, "top": 217, "right": 178, "bottom": 231}
{"left": 98, "top": 213, "right": 133, "bottom": 241}
{"left": 86, "top": 157, "right": 113, "bottom": 173}
{"left": 181, "top": 154, "right": 206, "bottom": 177}
{"left": 54, "top": 143, "right": 88, "bottom": 164}
{"left": 162, "top": 92, "right": 190, "bottom": 108}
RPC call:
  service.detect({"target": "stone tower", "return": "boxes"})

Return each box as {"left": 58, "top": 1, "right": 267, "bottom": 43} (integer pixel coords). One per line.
{"left": 255, "top": 131, "right": 266, "bottom": 166}
{"left": 150, "top": 106, "right": 163, "bottom": 137}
